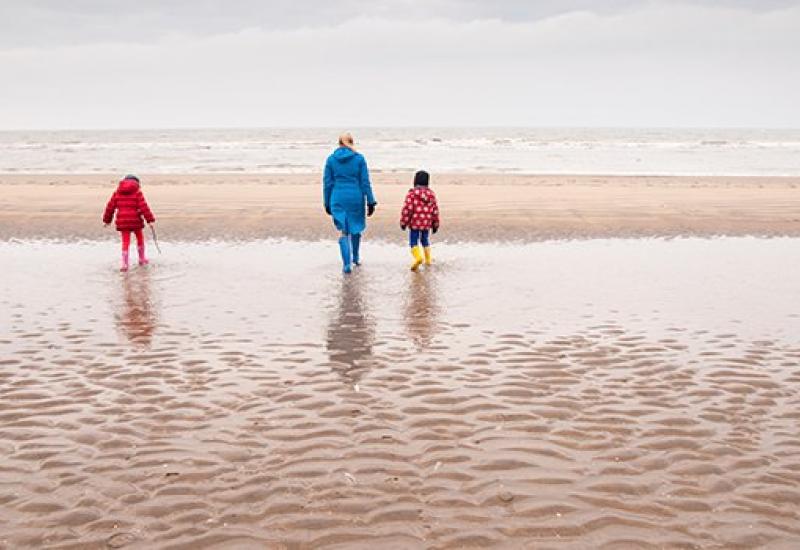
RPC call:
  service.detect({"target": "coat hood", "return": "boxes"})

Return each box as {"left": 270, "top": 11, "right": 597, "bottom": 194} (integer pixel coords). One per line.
{"left": 411, "top": 187, "right": 435, "bottom": 203}
{"left": 117, "top": 178, "right": 140, "bottom": 196}
{"left": 332, "top": 146, "right": 357, "bottom": 163}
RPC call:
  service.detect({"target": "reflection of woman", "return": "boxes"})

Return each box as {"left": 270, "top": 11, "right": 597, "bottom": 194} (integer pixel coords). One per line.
{"left": 323, "top": 133, "right": 378, "bottom": 273}
{"left": 404, "top": 271, "right": 439, "bottom": 350}
{"left": 116, "top": 270, "right": 158, "bottom": 347}
{"left": 326, "top": 275, "right": 375, "bottom": 384}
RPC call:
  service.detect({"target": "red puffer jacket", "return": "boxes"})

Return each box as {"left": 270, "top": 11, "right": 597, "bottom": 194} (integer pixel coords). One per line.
{"left": 103, "top": 178, "right": 155, "bottom": 231}
{"left": 400, "top": 187, "right": 440, "bottom": 230}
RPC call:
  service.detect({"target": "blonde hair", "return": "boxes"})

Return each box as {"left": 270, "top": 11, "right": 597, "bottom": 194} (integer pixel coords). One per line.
{"left": 338, "top": 132, "right": 355, "bottom": 150}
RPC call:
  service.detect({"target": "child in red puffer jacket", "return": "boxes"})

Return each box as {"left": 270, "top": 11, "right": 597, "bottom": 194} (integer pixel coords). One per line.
{"left": 400, "top": 170, "right": 440, "bottom": 271}
{"left": 103, "top": 175, "right": 156, "bottom": 271}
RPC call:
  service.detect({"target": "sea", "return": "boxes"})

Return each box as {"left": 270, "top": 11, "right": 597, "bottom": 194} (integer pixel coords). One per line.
{"left": 1, "top": 127, "right": 798, "bottom": 176}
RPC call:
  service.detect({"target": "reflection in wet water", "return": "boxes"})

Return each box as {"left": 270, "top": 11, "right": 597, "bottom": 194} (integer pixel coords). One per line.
{"left": 404, "top": 270, "right": 440, "bottom": 350}
{"left": 115, "top": 269, "right": 158, "bottom": 347}
{"left": 326, "top": 273, "right": 375, "bottom": 384}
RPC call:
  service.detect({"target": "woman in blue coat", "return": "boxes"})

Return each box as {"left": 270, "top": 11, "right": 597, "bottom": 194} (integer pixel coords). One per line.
{"left": 323, "top": 133, "right": 377, "bottom": 273}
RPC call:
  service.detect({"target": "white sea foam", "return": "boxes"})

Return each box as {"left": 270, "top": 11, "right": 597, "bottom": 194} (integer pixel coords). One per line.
{"left": 0, "top": 127, "right": 798, "bottom": 176}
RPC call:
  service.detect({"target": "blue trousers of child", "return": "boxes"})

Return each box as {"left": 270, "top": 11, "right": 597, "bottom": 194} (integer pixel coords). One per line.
{"left": 409, "top": 229, "right": 430, "bottom": 247}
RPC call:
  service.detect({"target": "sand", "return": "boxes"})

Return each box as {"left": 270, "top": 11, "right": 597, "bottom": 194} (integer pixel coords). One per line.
{"left": 1, "top": 173, "right": 799, "bottom": 241}
{"left": 2, "top": 238, "right": 800, "bottom": 548}
{"left": 3, "top": 174, "right": 800, "bottom": 547}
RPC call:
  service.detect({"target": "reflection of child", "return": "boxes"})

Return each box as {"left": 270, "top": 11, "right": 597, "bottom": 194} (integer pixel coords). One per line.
{"left": 400, "top": 170, "right": 440, "bottom": 271}
{"left": 103, "top": 175, "right": 156, "bottom": 272}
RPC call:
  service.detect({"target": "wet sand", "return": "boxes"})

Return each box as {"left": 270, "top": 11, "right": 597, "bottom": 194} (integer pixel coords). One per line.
{"left": 1, "top": 173, "right": 799, "bottom": 241}
{"left": 2, "top": 238, "right": 800, "bottom": 548}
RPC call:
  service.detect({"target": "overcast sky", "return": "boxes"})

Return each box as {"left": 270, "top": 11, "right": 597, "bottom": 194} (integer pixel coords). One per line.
{"left": 1, "top": 0, "right": 798, "bottom": 129}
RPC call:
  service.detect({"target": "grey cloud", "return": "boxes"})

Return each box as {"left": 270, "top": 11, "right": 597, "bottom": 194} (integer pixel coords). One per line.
{"left": 1, "top": 4, "right": 798, "bottom": 129}
{"left": 2, "top": 0, "right": 798, "bottom": 48}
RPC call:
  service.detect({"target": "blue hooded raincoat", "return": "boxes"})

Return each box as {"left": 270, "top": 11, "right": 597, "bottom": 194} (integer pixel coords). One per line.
{"left": 323, "top": 147, "right": 376, "bottom": 235}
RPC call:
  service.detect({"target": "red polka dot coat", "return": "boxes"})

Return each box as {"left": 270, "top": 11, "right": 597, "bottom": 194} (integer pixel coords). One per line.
{"left": 400, "top": 187, "right": 440, "bottom": 231}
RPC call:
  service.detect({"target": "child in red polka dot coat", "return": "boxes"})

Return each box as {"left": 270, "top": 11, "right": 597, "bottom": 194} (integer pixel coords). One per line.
{"left": 400, "top": 170, "right": 440, "bottom": 271}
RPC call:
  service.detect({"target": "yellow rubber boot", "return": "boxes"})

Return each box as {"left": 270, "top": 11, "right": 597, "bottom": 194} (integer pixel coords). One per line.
{"left": 410, "top": 246, "right": 424, "bottom": 271}
{"left": 423, "top": 246, "right": 432, "bottom": 265}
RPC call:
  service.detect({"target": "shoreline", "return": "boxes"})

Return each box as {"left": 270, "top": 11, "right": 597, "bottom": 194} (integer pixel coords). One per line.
{"left": 3, "top": 172, "right": 800, "bottom": 181}
{"left": 2, "top": 173, "right": 799, "bottom": 241}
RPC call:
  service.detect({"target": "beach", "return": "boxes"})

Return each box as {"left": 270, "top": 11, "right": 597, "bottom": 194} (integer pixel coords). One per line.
{"left": 3, "top": 0, "right": 799, "bottom": 543}
{"left": 2, "top": 174, "right": 800, "bottom": 548}
{"left": 1, "top": 174, "right": 799, "bottom": 241}
{"left": 2, "top": 237, "right": 800, "bottom": 548}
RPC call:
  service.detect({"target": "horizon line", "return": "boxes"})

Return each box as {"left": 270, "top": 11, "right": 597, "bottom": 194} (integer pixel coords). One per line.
{"left": 1, "top": 125, "right": 799, "bottom": 132}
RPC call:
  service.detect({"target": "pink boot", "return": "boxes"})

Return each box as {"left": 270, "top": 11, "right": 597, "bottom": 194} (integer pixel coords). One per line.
{"left": 137, "top": 245, "right": 149, "bottom": 266}
{"left": 120, "top": 251, "right": 130, "bottom": 272}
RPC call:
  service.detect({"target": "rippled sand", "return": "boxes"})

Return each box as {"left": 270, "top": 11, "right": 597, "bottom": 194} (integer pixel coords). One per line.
{"left": 2, "top": 238, "right": 800, "bottom": 549}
